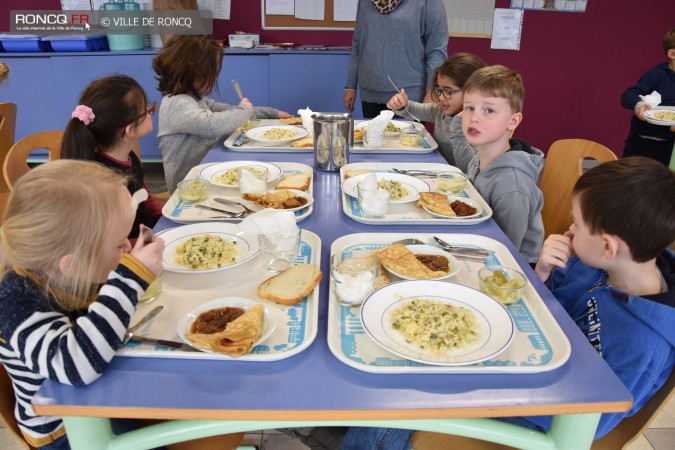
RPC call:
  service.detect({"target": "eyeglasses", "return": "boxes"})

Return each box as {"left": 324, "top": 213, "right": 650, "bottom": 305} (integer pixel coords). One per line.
{"left": 134, "top": 101, "right": 157, "bottom": 122}
{"left": 431, "top": 85, "right": 462, "bottom": 101}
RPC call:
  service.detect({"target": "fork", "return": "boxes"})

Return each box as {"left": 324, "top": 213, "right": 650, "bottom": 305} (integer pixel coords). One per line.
{"left": 194, "top": 204, "right": 248, "bottom": 218}
{"left": 433, "top": 236, "right": 494, "bottom": 256}
{"left": 231, "top": 79, "right": 260, "bottom": 125}
{"left": 387, "top": 75, "right": 421, "bottom": 123}
{"left": 214, "top": 197, "right": 255, "bottom": 214}
{"left": 392, "top": 238, "right": 488, "bottom": 262}
{"left": 392, "top": 168, "right": 438, "bottom": 177}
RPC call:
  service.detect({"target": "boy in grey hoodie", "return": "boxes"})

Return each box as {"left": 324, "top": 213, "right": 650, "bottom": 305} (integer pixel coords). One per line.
{"left": 449, "top": 65, "right": 544, "bottom": 263}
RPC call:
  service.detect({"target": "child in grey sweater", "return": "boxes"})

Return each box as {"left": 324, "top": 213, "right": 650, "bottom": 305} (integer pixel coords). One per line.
{"left": 153, "top": 35, "right": 291, "bottom": 192}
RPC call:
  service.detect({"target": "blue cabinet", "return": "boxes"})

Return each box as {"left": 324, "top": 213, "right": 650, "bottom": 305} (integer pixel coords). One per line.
{"left": 0, "top": 50, "right": 354, "bottom": 161}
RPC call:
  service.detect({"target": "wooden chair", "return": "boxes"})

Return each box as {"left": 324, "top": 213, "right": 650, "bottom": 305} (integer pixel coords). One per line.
{"left": 2, "top": 130, "right": 63, "bottom": 191}
{"left": 539, "top": 139, "right": 617, "bottom": 238}
{"left": 0, "top": 365, "right": 37, "bottom": 450}
{"left": 0, "top": 102, "right": 17, "bottom": 193}
{"left": 131, "top": 141, "right": 170, "bottom": 205}
{"left": 411, "top": 368, "right": 675, "bottom": 450}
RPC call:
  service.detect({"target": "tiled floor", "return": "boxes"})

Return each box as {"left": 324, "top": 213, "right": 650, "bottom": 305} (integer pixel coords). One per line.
{"left": 3, "top": 164, "right": 673, "bottom": 450}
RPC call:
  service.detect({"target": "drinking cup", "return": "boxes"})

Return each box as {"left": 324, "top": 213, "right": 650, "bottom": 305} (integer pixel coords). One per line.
{"left": 259, "top": 228, "right": 302, "bottom": 273}
{"left": 239, "top": 166, "right": 269, "bottom": 194}
{"left": 357, "top": 184, "right": 389, "bottom": 218}
{"left": 331, "top": 250, "right": 378, "bottom": 307}
{"left": 138, "top": 273, "right": 162, "bottom": 304}
{"left": 437, "top": 172, "right": 467, "bottom": 193}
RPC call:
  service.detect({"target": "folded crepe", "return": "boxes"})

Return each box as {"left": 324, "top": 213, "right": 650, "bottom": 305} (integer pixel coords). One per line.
{"left": 186, "top": 304, "right": 264, "bottom": 357}
{"left": 375, "top": 244, "right": 448, "bottom": 279}
{"left": 416, "top": 192, "right": 457, "bottom": 217}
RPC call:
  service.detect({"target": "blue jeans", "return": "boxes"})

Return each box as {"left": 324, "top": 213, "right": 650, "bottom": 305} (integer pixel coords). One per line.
{"left": 40, "top": 434, "right": 70, "bottom": 450}
{"left": 341, "top": 427, "right": 413, "bottom": 450}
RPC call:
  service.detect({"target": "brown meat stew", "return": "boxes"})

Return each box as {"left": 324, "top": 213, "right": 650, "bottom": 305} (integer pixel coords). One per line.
{"left": 191, "top": 307, "right": 245, "bottom": 334}
{"left": 414, "top": 254, "right": 449, "bottom": 272}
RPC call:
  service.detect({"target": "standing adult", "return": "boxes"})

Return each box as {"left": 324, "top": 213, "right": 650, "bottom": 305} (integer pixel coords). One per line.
{"left": 344, "top": 0, "right": 448, "bottom": 118}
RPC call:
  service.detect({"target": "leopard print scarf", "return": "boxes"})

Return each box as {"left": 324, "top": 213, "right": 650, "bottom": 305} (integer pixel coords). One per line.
{"left": 372, "top": 0, "right": 405, "bottom": 15}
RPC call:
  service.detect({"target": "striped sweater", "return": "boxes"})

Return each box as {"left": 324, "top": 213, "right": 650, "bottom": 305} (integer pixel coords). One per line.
{"left": 0, "top": 254, "right": 154, "bottom": 448}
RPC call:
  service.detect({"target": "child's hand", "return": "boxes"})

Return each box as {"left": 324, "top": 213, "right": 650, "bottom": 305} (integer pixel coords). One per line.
{"left": 239, "top": 98, "right": 253, "bottom": 108}
{"left": 636, "top": 104, "right": 652, "bottom": 120}
{"left": 277, "top": 111, "right": 293, "bottom": 119}
{"left": 386, "top": 88, "right": 409, "bottom": 111}
{"left": 534, "top": 233, "right": 574, "bottom": 282}
{"left": 131, "top": 236, "right": 165, "bottom": 276}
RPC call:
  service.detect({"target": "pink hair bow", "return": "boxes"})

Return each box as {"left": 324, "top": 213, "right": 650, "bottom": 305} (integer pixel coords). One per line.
{"left": 72, "top": 105, "right": 95, "bottom": 126}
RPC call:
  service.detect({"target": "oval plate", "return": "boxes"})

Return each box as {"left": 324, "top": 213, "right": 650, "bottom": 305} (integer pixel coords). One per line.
{"left": 245, "top": 125, "right": 308, "bottom": 146}
{"left": 360, "top": 280, "right": 514, "bottom": 366}
{"left": 199, "top": 161, "right": 282, "bottom": 188}
{"left": 383, "top": 245, "right": 460, "bottom": 281}
{"left": 354, "top": 119, "right": 415, "bottom": 136}
{"left": 643, "top": 108, "right": 675, "bottom": 127}
{"left": 422, "top": 195, "right": 483, "bottom": 219}
{"left": 177, "top": 297, "right": 277, "bottom": 354}
{"left": 341, "top": 172, "right": 430, "bottom": 204}
{"left": 157, "top": 222, "right": 260, "bottom": 273}
{"left": 242, "top": 189, "right": 314, "bottom": 213}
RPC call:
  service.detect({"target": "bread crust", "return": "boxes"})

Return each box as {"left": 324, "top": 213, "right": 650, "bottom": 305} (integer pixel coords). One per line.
{"left": 344, "top": 169, "right": 373, "bottom": 179}
{"left": 258, "top": 264, "right": 323, "bottom": 305}
{"left": 275, "top": 173, "right": 311, "bottom": 191}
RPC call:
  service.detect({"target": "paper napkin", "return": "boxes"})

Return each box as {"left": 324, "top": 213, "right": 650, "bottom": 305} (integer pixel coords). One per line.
{"left": 238, "top": 209, "right": 299, "bottom": 250}
{"left": 639, "top": 91, "right": 661, "bottom": 108}
{"left": 298, "top": 107, "right": 315, "bottom": 138}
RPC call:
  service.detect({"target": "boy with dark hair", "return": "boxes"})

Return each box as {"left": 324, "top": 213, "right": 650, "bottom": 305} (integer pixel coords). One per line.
{"left": 449, "top": 65, "right": 544, "bottom": 264}
{"left": 620, "top": 27, "right": 675, "bottom": 165}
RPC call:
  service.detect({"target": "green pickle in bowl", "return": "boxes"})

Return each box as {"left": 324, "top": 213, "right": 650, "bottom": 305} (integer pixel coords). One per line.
{"left": 478, "top": 266, "right": 526, "bottom": 305}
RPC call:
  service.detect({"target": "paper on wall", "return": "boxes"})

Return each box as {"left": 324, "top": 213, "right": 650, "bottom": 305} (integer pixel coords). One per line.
{"left": 295, "top": 0, "right": 325, "bottom": 21}
{"left": 334, "top": 0, "right": 357, "bottom": 22}
{"left": 267, "top": 0, "right": 294, "bottom": 15}
{"left": 490, "top": 8, "right": 523, "bottom": 50}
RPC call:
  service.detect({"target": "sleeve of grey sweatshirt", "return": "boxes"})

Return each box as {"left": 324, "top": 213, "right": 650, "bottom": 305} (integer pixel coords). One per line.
{"left": 448, "top": 114, "right": 477, "bottom": 173}
{"left": 490, "top": 190, "right": 531, "bottom": 254}
{"left": 345, "top": 1, "right": 362, "bottom": 90}
{"left": 204, "top": 97, "right": 279, "bottom": 119}
{"left": 164, "top": 96, "right": 253, "bottom": 139}
{"left": 424, "top": 0, "right": 449, "bottom": 90}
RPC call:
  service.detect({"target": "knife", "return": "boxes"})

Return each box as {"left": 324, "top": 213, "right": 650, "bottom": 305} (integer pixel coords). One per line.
{"left": 194, "top": 204, "right": 240, "bottom": 216}
{"left": 129, "top": 335, "right": 196, "bottom": 352}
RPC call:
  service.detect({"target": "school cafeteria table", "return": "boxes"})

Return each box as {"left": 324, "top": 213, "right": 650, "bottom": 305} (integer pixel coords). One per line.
{"left": 32, "top": 145, "right": 632, "bottom": 450}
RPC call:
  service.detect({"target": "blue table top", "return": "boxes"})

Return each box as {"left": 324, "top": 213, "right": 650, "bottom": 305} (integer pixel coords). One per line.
{"left": 34, "top": 147, "right": 632, "bottom": 421}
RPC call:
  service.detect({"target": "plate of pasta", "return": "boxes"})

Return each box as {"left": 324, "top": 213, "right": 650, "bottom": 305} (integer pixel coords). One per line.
{"left": 157, "top": 223, "right": 260, "bottom": 273}
{"left": 643, "top": 108, "right": 675, "bottom": 126}
{"left": 341, "top": 173, "right": 430, "bottom": 204}
{"left": 360, "top": 280, "right": 514, "bottom": 365}
{"left": 199, "top": 161, "right": 282, "bottom": 188}
{"left": 245, "top": 125, "right": 308, "bottom": 146}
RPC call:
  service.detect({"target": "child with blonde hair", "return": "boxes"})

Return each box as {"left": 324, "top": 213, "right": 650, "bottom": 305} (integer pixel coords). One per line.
{"left": 0, "top": 160, "right": 164, "bottom": 449}
{"left": 386, "top": 52, "right": 486, "bottom": 168}
{"left": 61, "top": 74, "right": 163, "bottom": 242}
{"left": 153, "top": 35, "right": 292, "bottom": 192}
{"left": 449, "top": 65, "right": 544, "bottom": 264}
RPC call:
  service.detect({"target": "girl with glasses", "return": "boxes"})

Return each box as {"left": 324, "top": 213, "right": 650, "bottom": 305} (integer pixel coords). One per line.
{"left": 386, "top": 53, "right": 485, "bottom": 167}
{"left": 62, "top": 74, "right": 163, "bottom": 243}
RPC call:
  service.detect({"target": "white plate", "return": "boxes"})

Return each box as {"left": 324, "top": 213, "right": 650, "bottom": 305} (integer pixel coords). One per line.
{"left": 245, "top": 125, "right": 308, "bottom": 146}
{"left": 643, "top": 108, "right": 675, "bottom": 126}
{"left": 355, "top": 120, "right": 415, "bottom": 136}
{"left": 360, "top": 281, "right": 515, "bottom": 366}
{"left": 341, "top": 173, "right": 430, "bottom": 204}
{"left": 243, "top": 189, "right": 313, "bottom": 213}
{"left": 176, "top": 297, "right": 277, "bottom": 354}
{"left": 199, "top": 161, "right": 282, "bottom": 188}
{"left": 382, "top": 245, "right": 460, "bottom": 281}
{"left": 157, "top": 222, "right": 260, "bottom": 273}
{"left": 422, "top": 195, "right": 483, "bottom": 219}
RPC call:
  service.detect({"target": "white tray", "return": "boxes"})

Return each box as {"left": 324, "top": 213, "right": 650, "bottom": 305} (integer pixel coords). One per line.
{"left": 327, "top": 232, "right": 571, "bottom": 374}
{"left": 118, "top": 229, "right": 321, "bottom": 361}
{"left": 225, "top": 119, "right": 314, "bottom": 153}
{"left": 350, "top": 121, "right": 437, "bottom": 154}
{"left": 340, "top": 162, "right": 492, "bottom": 225}
{"left": 162, "top": 162, "right": 314, "bottom": 224}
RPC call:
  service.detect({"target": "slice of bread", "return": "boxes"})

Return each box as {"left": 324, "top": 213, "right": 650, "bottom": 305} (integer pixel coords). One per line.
{"left": 290, "top": 136, "right": 314, "bottom": 148}
{"left": 374, "top": 262, "right": 390, "bottom": 290}
{"left": 345, "top": 169, "right": 373, "bottom": 179}
{"left": 258, "top": 264, "right": 323, "bottom": 305}
{"left": 275, "top": 173, "right": 311, "bottom": 191}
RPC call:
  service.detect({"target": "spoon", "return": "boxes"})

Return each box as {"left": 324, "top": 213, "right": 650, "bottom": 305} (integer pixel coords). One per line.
{"left": 141, "top": 226, "right": 155, "bottom": 245}
{"left": 214, "top": 197, "right": 255, "bottom": 214}
{"left": 231, "top": 79, "right": 260, "bottom": 124}
{"left": 128, "top": 305, "right": 163, "bottom": 333}
{"left": 386, "top": 75, "right": 421, "bottom": 122}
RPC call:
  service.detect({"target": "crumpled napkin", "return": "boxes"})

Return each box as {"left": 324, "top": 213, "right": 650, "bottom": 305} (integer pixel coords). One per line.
{"left": 358, "top": 174, "right": 390, "bottom": 214}
{"left": 298, "top": 107, "right": 314, "bottom": 138}
{"left": 238, "top": 208, "right": 299, "bottom": 250}
{"left": 639, "top": 91, "right": 661, "bottom": 108}
{"left": 367, "top": 110, "right": 395, "bottom": 140}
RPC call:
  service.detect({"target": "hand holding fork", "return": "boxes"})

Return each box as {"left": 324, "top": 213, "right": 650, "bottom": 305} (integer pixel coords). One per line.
{"left": 231, "top": 79, "right": 259, "bottom": 125}
{"left": 386, "top": 75, "right": 421, "bottom": 123}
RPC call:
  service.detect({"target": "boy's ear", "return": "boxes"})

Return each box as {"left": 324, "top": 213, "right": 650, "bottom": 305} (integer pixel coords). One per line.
{"left": 508, "top": 112, "right": 523, "bottom": 131}
{"left": 601, "top": 233, "right": 621, "bottom": 260}
{"left": 668, "top": 48, "right": 675, "bottom": 60}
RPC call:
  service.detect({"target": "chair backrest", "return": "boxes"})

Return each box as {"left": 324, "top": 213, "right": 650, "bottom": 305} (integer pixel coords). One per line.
{"left": 2, "top": 130, "right": 64, "bottom": 191}
{"left": 592, "top": 368, "right": 675, "bottom": 450}
{"left": 0, "top": 102, "right": 18, "bottom": 193}
{"left": 539, "top": 139, "right": 617, "bottom": 238}
{"left": 0, "top": 365, "right": 35, "bottom": 450}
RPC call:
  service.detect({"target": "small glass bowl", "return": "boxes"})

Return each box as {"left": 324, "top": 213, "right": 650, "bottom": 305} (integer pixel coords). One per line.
{"left": 437, "top": 172, "right": 467, "bottom": 193}
{"left": 399, "top": 128, "right": 422, "bottom": 147}
{"left": 478, "top": 265, "right": 527, "bottom": 305}
{"left": 177, "top": 178, "right": 210, "bottom": 202}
